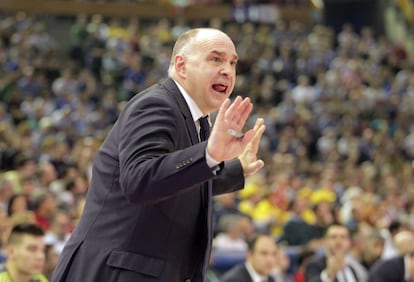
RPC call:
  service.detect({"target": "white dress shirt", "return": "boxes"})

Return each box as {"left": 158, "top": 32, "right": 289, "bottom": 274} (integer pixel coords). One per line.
{"left": 173, "top": 80, "right": 220, "bottom": 169}
{"left": 245, "top": 261, "right": 269, "bottom": 282}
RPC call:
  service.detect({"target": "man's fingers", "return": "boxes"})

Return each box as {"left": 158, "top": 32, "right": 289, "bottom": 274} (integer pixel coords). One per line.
{"left": 229, "top": 97, "right": 251, "bottom": 125}
{"left": 224, "top": 96, "right": 252, "bottom": 126}
{"left": 244, "top": 160, "right": 264, "bottom": 176}
{"left": 236, "top": 99, "right": 253, "bottom": 126}
{"left": 254, "top": 118, "right": 264, "bottom": 131}
{"left": 216, "top": 98, "right": 231, "bottom": 122}
{"left": 224, "top": 96, "right": 243, "bottom": 122}
{"left": 249, "top": 122, "right": 265, "bottom": 153}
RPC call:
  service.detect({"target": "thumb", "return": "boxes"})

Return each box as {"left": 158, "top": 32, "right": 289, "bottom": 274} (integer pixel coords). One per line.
{"left": 244, "top": 160, "right": 264, "bottom": 176}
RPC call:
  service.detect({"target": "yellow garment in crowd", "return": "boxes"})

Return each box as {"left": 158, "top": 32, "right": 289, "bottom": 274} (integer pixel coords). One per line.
{"left": 0, "top": 271, "right": 48, "bottom": 282}
{"left": 249, "top": 198, "right": 290, "bottom": 237}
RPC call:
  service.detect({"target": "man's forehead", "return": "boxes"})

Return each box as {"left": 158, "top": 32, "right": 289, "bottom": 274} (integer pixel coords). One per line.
{"left": 254, "top": 237, "right": 277, "bottom": 250}
{"left": 209, "top": 49, "right": 238, "bottom": 60}
{"left": 20, "top": 234, "right": 44, "bottom": 244}
{"left": 327, "top": 227, "right": 349, "bottom": 236}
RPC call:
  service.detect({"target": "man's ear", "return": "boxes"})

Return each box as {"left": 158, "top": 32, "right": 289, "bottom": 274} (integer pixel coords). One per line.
{"left": 5, "top": 245, "right": 15, "bottom": 257}
{"left": 246, "top": 250, "right": 252, "bottom": 261}
{"left": 174, "top": 55, "right": 186, "bottom": 78}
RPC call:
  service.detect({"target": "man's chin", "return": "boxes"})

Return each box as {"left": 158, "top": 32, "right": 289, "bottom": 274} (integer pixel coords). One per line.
{"left": 208, "top": 94, "right": 226, "bottom": 109}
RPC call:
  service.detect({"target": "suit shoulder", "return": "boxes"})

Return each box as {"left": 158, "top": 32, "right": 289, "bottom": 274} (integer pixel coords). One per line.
{"left": 219, "top": 264, "right": 250, "bottom": 282}
{"left": 122, "top": 84, "right": 178, "bottom": 117}
{"left": 370, "top": 255, "right": 404, "bottom": 274}
{"left": 306, "top": 254, "right": 325, "bottom": 266}
{"left": 133, "top": 83, "right": 174, "bottom": 104}
{"left": 132, "top": 79, "right": 179, "bottom": 102}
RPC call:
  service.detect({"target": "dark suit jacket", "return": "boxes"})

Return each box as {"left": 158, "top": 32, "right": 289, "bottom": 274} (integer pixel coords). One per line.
{"left": 305, "top": 254, "right": 367, "bottom": 282}
{"left": 368, "top": 256, "right": 406, "bottom": 282}
{"left": 52, "top": 78, "right": 245, "bottom": 282}
{"left": 219, "top": 264, "right": 275, "bottom": 282}
{"left": 305, "top": 255, "right": 327, "bottom": 282}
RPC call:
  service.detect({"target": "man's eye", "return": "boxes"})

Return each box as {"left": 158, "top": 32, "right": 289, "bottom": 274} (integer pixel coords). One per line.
{"left": 213, "top": 57, "right": 222, "bottom": 62}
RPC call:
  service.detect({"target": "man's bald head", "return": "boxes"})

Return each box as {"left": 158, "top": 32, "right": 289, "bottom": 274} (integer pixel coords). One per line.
{"left": 394, "top": 230, "right": 414, "bottom": 254}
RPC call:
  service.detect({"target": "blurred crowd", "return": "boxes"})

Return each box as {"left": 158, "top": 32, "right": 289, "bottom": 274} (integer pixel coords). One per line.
{"left": 0, "top": 8, "right": 414, "bottom": 281}
{"left": 53, "top": 0, "right": 309, "bottom": 6}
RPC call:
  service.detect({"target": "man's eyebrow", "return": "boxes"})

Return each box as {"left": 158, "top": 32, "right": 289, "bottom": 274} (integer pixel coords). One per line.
{"left": 211, "top": 50, "right": 239, "bottom": 61}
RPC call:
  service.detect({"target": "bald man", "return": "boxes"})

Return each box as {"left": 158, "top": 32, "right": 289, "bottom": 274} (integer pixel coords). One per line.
{"left": 52, "top": 28, "right": 265, "bottom": 282}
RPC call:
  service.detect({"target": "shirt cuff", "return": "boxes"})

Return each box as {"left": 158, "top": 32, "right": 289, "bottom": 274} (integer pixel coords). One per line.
{"left": 205, "top": 148, "right": 221, "bottom": 174}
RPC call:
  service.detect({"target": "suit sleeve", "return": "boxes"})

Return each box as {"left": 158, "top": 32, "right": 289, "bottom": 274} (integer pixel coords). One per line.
{"left": 368, "top": 257, "right": 404, "bottom": 282}
{"left": 212, "top": 159, "right": 244, "bottom": 196}
{"left": 110, "top": 92, "right": 216, "bottom": 204}
{"left": 368, "top": 262, "right": 388, "bottom": 282}
{"left": 305, "top": 258, "right": 325, "bottom": 282}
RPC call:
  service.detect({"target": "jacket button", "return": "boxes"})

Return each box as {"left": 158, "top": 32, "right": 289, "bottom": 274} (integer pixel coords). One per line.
{"left": 184, "top": 279, "right": 191, "bottom": 282}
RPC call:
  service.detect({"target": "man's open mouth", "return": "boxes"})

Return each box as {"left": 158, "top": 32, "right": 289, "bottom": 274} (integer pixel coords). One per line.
{"left": 212, "top": 84, "right": 228, "bottom": 93}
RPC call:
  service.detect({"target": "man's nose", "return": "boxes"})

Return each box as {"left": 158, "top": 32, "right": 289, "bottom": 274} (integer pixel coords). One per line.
{"left": 220, "top": 62, "right": 234, "bottom": 76}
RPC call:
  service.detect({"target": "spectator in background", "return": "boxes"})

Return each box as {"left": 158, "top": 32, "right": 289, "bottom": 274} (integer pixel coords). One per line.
{"left": 20, "top": 175, "right": 37, "bottom": 201}
{"left": 7, "top": 193, "right": 29, "bottom": 218}
{"left": 27, "top": 23, "right": 57, "bottom": 56}
{"left": 121, "top": 51, "right": 147, "bottom": 100}
{"left": 305, "top": 223, "right": 368, "bottom": 282}
{"left": 368, "top": 253, "right": 414, "bottom": 282}
{"left": 237, "top": 175, "right": 266, "bottom": 219}
{"left": 212, "top": 214, "right": 250, "bottom": 274}
{"left": 220, "top": 234, "right": 278, "bottom": 282}
{"left": 32, "top": 191, "right": 56, "bottom": 231}
{"left": 36, "top": 162, "right": 58, "bottom": 191}
{"left": 56, "top": 173, "right": 88, "bottom": 212}
{"left": 0, "top": 223, "right": 48, "bottom": 282}
{"left": 51, "top": 67, "right": 78, "bottom": 98}
{"left": 278, "top": 196, "right": 316, "bottom": 247}
{"left": 380, "top": 220, "right": 404, "bottom": 259}
{"left": 68, "top": 14, "right": 89, "bottom": 68}
{"left": 306, "top": 199, "right": 335, "bottom": 251}
{"left": 213, "top": 192, "right": 250, "bottom": 236}
{"left": 368, "top": 228, "right": 414, "bottom": 282}
{"left": 393, "top": 229, "right": 414, "bottom": 255}
{"left": 43, "top": 211, "right": 72, "bottom": 256}
{"left": 271, "top": 246, "right": 290, "bottom": 282}
{"left": 0, "top": 177, "right": 14, "bottom": 212}
{"left": 349, "top": 225, "right": 385, "bottom": 271}
{"left": 278, "top": 189, "right": 334, "bottom": 252}
{"left": 43, "top": 244, "right": 60, "bottom": 280}
{"left": 0, "top": 210, "right": 10, "bottom": 266}
{"left": 293, "top": 248, "right": 315, "bottom": 282}
{"left": 1, "top": 153, "right": 37, "bottom": 193}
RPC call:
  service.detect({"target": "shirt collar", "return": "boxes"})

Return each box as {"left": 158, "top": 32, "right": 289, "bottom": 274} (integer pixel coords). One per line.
{"left": 404, "top": 254, "right": 411, "bottom": 281}
{"left": 245, "top": 261, "right": 268, "bottom": 282}
{"left": 172, "top": 79, "right": 205, "bottom": 123}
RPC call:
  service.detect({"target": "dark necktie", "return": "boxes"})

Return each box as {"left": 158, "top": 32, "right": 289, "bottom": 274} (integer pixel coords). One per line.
{"left": 199, "top": 116, "right": 210, "bottom": 141}
{"left": 198, "top": 115, "right": 213, "bottom": 277}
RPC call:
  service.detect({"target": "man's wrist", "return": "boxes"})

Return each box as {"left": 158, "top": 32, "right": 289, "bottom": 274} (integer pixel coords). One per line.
{"left": 320, "top": 270, "right": 334, "bottom": 282}
{"left": 206, "top": 148, "right": 221, "bottom": 174}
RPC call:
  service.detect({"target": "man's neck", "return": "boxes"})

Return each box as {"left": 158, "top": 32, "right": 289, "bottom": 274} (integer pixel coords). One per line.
{"left": 6, "top": 261, "right": 32, "bottom": 282}
{"left": 410, "top": 256, "right": 414, "bottom": 282}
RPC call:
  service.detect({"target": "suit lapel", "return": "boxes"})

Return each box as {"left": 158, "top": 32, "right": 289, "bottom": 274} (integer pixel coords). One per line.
{"left": 162, "top": 78, "right": 213, "bottom": 277}
{"left": 162, "top": 78, "right": 199, "bottom": 145}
